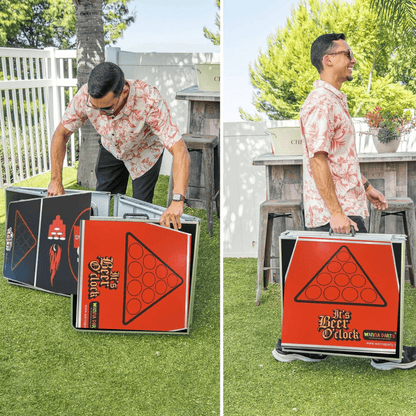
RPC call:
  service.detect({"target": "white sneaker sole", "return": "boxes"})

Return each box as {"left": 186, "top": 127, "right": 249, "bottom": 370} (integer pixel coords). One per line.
{"left": 370, "top": 360, "right": 416, "bottom": 371}
{"left": 272, "top": 348, "right": 326, "bottom": 363}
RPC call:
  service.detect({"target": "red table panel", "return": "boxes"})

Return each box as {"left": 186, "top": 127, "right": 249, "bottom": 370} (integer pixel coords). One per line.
{"left": 76, "top": 220, "right": 192, "bottom": 333}
{"left": 280, "top": 232, "right": 405, "bottom": 360}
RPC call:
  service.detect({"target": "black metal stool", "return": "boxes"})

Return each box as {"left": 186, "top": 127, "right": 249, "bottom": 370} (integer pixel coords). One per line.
{"left": 369, "top": 197, "right": 416, "bottom": 285}
{"left": 167, "top": 133, "right": 219, "bottom": 236}
{"left": 256, "top": 199, "right": 304, "bottom": 305}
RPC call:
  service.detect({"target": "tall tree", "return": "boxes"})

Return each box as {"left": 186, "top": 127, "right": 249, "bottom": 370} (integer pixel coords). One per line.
{"left": 368, "top": 0, "right": 416, "bottom": 92}
{"left": 370, "top": 0, "right": 416, "bottom": 31}
{"left": 243, "top": 0, "right": 416, "bottom": 121}
{"left": 0, "top": 0, "right": 135, "bottom": 49}
{"left": 74, "top": 0, "right": 105, "bottom": 188}
{"left": 203, "top": 0, "right": 220, "bottom": 46}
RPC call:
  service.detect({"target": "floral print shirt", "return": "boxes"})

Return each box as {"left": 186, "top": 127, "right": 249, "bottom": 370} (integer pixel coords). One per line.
{"left": 62, "top": 80, "right": 181, "bottom": 179}
{"left": 300, "top": 80, "right": 368, "bottom": 228}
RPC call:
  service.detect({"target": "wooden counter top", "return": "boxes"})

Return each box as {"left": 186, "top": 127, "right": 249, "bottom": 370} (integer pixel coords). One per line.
{"left": 176, "top": 85, "right": 220, "bottom": 102}
{"left": 253, "top": 152, "right": 416, "bottom": 166}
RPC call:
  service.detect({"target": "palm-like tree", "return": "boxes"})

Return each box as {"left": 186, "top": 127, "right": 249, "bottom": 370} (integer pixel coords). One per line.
{"left": 370, "top": 0, "right": 416, "bottom": 31}
{"left": 74, "top": 0, "right": 105, "bottom": 188}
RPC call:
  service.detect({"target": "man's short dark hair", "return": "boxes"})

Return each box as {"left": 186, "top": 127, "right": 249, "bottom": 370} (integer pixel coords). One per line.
{"left": 311, "top": 33, "right": 346, "bottom": 74}
{"left": 88, "top": 62, "right": 125, "bottom": 98}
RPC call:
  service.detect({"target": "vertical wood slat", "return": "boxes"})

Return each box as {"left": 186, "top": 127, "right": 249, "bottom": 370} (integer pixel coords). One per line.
{"left": 68, "top": 58, "right": 76, "bottom": 164}
{"left": 16, "top": 57, "right": 30, "bottom": 180}
{"left": 43, "top": 56, "right": 52, "bottom": 171}
{"left": 58, "top": 57, "right": 68, "bottom": 168}
{"left": 23, "top": 57, "right": 36, "bottom": 177}
{"left": 43, "top": 55, "right": 52, "bottom": 173}
{"left": 59, "top": 58, "right": 65, "bottom": 120}
{"left": 0, "top": 89, "right": 8, "bottom": 186}
{"left": 36, "top": 57, "right": 47, "bottom": 172}
{"left": 30, "top": 57, "right": 42, "bottom": 175}
{"left": 8, "top": 57, "right": 23, "bottom": 181}
{"left": 2, "top": 57, "right": 17, "bottom": 183}
{"left": 0, "top": 57, "right": 9, "bottom": 185}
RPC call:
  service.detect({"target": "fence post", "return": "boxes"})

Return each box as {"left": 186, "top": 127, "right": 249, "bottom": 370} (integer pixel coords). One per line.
{"left": 45, "top": 47, "right": 65, "bottom": 167}
{"left": 106, "top": 47, "right": 120, "bottom": 65}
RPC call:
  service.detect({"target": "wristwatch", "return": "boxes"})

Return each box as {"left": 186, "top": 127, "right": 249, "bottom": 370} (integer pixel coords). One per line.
{"left": 363, "top": 181, "right": 371, "bottom": 190}
{"left": 172, "top": 193, "right": 185, "bottom": 202}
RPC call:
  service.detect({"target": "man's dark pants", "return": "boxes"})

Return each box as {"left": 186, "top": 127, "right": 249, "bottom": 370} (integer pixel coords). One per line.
{"left": 306, "top": 216, "right": 367, "bottom": 233}
{"left": 95, "top": 142, "right": 163, "bottom": 203}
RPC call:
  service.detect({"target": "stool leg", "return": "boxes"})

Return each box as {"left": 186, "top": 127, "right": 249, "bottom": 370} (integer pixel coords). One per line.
{"left": 299, "top": 207, "right": 305, "bottom": 231}
{"left": 271, "top": 216, "right": 285, "bottom": 284}
{"left": 405, "top": 208, "right": 416, "bottom": 286}
{"left": 291, "top": 208, "right": 303, "bottom": 231}
{"left": 203, "top": 146, "right": 214, "bottom": 237}
{"left": 369, "top": 207, "right": 382, "bottom": 233}
{"left": 214, "top": 143, "right": 220, "bottom": 218}
{"left": 256, "top": 208, "right": 269, "bottom": 306}
{"left": 264, "top": 216, "right": 274, "bottom": 290}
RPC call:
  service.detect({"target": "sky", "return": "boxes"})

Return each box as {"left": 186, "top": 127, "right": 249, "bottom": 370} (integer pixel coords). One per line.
{"left": 113, "top": 0, "right": 220, "bottom": 53}
{"left": 114, "top": 0, "right": 299, "bottom": 122}
{"left": 223, "top": 0, "right": 298, "bottom": 122}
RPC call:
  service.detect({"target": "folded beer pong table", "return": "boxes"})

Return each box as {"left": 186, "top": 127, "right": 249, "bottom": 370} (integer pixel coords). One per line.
{"left": 72, "top": 217, "right": 200, "bottom": 334}
{"left": 279, "top": 230, "right": 406, "bottom": 361}
{"left": 3, "top": 187, "right": 201, "bottom": 335}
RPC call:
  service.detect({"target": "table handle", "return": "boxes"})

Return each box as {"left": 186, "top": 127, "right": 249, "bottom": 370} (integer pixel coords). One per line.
{"left": 329, "top": 225, "right": 356, "bottom": 237}
{"left": 123, "top": 213, "right": 150, "bottom": 220}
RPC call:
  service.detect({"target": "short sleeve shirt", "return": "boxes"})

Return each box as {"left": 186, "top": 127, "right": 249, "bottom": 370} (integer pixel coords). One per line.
{"left": 62, "top": 79, "right": 181, "bottom": 180}
{"left": 300, "top": 80, "right": 368, "bottom": 228}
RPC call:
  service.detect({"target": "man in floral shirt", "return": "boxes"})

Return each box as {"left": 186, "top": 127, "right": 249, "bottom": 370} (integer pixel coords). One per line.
{"left": 273, "top": 33, "right": 416, "bottom": 370}
{"left": 47, "top": 62, "right": 190, "bottom": 230}
{"left": 301, "top": 34, "right": 387, "bottom": 234}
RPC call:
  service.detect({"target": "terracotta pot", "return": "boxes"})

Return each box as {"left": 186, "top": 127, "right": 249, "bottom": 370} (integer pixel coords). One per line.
{"left": 370, "top": 128, "right": 401, "bottom": 153}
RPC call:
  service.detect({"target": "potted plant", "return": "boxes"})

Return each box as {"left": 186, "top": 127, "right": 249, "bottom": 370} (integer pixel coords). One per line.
{"left": 365, "top": 106, "right": 414, "bottom": 153}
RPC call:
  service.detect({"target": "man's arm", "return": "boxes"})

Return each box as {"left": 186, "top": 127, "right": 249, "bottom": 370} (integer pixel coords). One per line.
{"left": 360, "top": 174, "right": 388, "bottom": 210}
{"left": 159, "top": 139, "right": 190, "bottom": 230}
{"left": 310, "top": 152, "right": 358, "bottom": 234}
{"left": 47, "top": 122, "right": 74, "bottom": 196}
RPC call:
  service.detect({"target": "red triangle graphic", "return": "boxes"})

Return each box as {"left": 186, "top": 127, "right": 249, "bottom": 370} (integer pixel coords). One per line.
{"left": 11, "top": 210, "right": 37, "bottom": 271}
{"left": 294, "top": 245, "right": 387, "bottom": 307}
{"left": 122, "top": 232, "right": 184, "bottom": 325}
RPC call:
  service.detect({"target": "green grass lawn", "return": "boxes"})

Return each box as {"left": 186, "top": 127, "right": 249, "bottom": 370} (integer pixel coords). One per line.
{"left": 224, "top": 258, "right": 416, "bottom": 416}
{"left": 0, "top": 168, "right": 220, "bottom": 416}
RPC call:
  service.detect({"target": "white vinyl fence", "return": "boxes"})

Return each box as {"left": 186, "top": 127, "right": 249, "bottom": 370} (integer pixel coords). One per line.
{"left": 0, "top": 47, "right": 77, "bottom": 187}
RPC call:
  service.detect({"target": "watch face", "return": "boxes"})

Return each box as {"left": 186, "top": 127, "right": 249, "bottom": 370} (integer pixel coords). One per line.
{"left": 173, "top": 194, "right": 183, "bottom": 201}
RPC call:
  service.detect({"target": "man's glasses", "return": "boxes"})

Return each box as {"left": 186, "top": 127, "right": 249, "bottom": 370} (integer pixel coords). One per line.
{"left": 86, "top": 94, "right": 121, "bottom": 115}
{"left": 327, "top": 50, "right": 354, "bottom": 60}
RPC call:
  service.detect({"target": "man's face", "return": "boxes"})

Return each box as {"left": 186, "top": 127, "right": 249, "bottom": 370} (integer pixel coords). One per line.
{"left": 87, "top": 84, "right": 128, "bottom": 116}
{"left": 327, "top": 39, "right": 356, "bottom": 83}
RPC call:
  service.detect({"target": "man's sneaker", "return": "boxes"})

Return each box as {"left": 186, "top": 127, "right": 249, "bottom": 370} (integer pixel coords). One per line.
{"left": 272, "top": 339, "right": 328, "bottom": 363}
{"left": 371, "top": 346, "right": 416, "bottom": 370}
